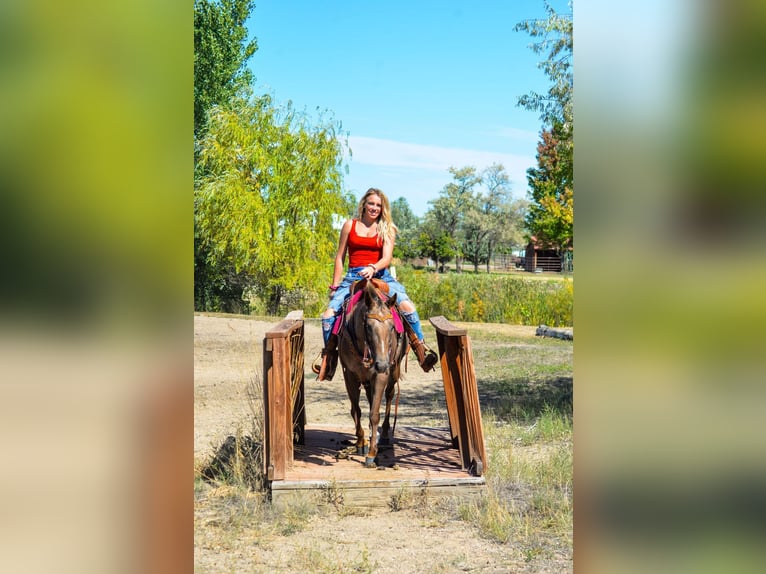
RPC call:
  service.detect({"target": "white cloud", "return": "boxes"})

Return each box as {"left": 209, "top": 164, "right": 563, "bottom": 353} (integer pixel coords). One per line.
{"left": 347, "top": 136, "right": 533, "bottom": 176}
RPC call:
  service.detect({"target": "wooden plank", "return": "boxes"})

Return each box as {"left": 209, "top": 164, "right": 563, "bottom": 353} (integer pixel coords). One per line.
{"left": 436, "top": 332, "right": 461, "bottom": 449}
{"left": 429, "top": 315, "right": 467, "bottom": 337}
{"left": 461, "top": 336, "right": 486, "bottom": 475}
{"left": 265, "top": 310, "right": 304, "bottom": 339}
{"left": 291, "top": 323, "right": 306, "bottom": 445}
{"left": 450, "top": 336, "right": 472, "bottom": 471}
{"left": 271, "top": 481, "right": 485, "bottom": 510}
{"left": 262, "top": 337, "right": 273, "bottom": 479}
{"left": 428, "top": 316, "right": 487, "bottom": 476}
{"left": 268, "top": 424, "right": 486, "bottom": 509}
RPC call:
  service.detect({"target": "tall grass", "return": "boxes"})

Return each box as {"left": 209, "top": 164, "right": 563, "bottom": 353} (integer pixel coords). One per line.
{"left": 395, "top": 267, "right": 573, "bottom": 327}
{"left": 453, "top": 409, "right": 573, "bottom": 557}
{"left": 246, "top": 266, "right": 573, "bottom": 325}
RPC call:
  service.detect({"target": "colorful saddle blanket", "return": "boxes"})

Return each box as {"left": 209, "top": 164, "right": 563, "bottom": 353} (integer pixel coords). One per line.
{"left": 332, "top": 278, "right": 404, "bottom": 335}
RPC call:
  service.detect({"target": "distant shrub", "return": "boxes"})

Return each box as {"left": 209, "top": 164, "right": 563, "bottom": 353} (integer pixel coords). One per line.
{"left": 395, "top": 267, "right": 572, "bottom": 326}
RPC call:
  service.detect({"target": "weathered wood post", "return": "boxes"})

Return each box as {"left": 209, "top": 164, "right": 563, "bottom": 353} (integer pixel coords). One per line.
{"left": 263, "top": 310, "right": 304, "bottom": 481}
{"left": 429, "top": 316, "right": 487, "bottom": 476}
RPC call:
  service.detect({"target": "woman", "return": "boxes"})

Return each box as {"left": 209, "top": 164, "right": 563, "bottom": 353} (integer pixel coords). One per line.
{"left": 313, "top": 187, "right": 438, "bottom": 381}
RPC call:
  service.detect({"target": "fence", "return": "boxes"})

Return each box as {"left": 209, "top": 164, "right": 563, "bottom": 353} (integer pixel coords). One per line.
{"left": 262, "top": 310, "right": 305, "bottom": 481}
{"left": 429, "top": 316, "right": 487, "bottom": 476}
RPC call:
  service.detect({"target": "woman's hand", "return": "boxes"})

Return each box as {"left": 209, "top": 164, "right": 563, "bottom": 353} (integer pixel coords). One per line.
{"left": 362, "top": 264, "right": 377, "bottom": 280}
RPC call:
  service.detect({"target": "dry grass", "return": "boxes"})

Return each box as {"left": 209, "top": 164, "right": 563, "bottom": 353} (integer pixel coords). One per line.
{"left": 194, "top": 315, "right": 573, "bottom": 573}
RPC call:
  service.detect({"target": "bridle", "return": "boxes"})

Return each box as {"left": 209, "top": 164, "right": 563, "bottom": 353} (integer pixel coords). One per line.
{"left": 345, "top": 296, "right": 401, "bottom": 370}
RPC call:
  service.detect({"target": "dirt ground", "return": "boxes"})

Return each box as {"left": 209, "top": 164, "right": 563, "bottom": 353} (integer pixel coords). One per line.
{"left": 194, "top": 313, "right": 571, "bottom": 573}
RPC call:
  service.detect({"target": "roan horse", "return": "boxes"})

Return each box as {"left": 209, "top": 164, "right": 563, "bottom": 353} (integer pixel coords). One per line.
{"left": 338, "top": 279, "right": 408, "bottom": 468}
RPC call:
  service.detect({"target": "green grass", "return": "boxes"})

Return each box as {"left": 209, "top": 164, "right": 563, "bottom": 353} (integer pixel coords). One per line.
{"left": 450, "top": 410, "right": 573, "bottom": 554}
{"left": 230, "top": 264, "right": 573, "bottom": 325}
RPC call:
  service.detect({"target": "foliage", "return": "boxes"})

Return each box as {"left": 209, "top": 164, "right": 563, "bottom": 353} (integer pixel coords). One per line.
{"left": 515, "top": 2, "right": 573, "bottom": 259}
{"left": 194, "top": 0, "right": 258, "bottom": 311}
{"left": 396, "top": 266, "right": 573, "bottom": 326}
{"left": 525, "top": 125, "right": 573, "bottom": 254}
{"left": 423, "top": 166, "right": 482, "bottom": 272}
{"left": 513, "top": 1, "right": 573, "bottom": 131}
{"left": 390, "top": 197, "right": 421, "bottom": 261}
{"left": 194, "top": 0, "right": 257, "bottom": 139}
{"left": 463, "top": 164, "right": 527, "bottom": 272}
{"left": 195, "top": 95, "right": 353, "bottom": 314}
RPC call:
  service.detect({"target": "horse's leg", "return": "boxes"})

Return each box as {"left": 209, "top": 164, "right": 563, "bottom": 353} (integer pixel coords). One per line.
{"left": 365, "top": 375, "right": 386, "bottom": 467}
{"left": 344, "top": 375, "right": 366, "bottom": 455}
{"left": 379, "top": 379, "right": 397, "bottom": 446}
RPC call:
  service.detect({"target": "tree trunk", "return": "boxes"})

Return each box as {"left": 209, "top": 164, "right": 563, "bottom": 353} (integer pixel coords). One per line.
{"left": 268, "top": 285, "right": 283, "bottom": 315}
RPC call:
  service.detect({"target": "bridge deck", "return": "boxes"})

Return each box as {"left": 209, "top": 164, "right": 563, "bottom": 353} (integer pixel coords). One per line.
{"left": 270, "top": 424, "right": 485, "bottom": 509}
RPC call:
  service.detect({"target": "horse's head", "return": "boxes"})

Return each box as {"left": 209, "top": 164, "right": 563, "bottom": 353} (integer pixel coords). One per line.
{"left": 363, "top": 280, "right": 399, "bottom": 374}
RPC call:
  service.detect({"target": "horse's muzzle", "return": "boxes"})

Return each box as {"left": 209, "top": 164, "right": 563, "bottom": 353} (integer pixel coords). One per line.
{"left": 373, "top": 359, "right": 390, "bottom": 373}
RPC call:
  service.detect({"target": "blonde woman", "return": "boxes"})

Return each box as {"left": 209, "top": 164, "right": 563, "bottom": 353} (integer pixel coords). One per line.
{"left": 313, "top": 188, "right": 438, "bottom": 380}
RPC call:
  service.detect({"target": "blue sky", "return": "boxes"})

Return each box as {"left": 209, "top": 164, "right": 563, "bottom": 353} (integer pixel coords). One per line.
{"left": 247, "top": 1, "right": 571, "bottom": 216}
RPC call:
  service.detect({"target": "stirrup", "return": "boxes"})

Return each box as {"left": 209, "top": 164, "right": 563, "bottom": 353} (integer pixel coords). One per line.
{"left": 420, "top": 347, "right": 438, "bottom": 372}
{"left": 311, "top": 350, "right": 324, "bottom": 375}
{"left": 315, "top": 349, "right": 338, "bottom": 381}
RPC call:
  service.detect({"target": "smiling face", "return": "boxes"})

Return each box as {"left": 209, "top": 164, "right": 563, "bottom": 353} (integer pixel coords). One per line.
{"left": 363, "top": 193, "right": 382, "bottom": 221}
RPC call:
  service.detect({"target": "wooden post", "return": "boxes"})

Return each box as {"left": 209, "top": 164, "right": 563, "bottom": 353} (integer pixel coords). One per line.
{"left": 429, "top": 316, "right": 487, "bottom": 476}
{"left": 263, "top": 310, "right": 304, "bottom": 482}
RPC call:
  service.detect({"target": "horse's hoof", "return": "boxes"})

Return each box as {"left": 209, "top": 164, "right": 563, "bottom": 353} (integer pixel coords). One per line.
{"left": 364, "top": 457, "right": 377, "bottom": 468}
{"left": 357, "top": 445, "right": 369, "bottom": 456}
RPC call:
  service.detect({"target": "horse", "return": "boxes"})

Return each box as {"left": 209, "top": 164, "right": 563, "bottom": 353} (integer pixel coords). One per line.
{"left": 337, "top": 279, "right": 409, "bottom": 468}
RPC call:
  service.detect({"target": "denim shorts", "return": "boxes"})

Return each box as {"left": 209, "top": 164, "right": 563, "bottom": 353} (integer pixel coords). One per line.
{"left": 327, "top": 267, "right": 411, "bottom": 314}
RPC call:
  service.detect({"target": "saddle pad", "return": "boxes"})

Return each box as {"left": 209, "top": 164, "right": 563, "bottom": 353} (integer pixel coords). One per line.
{"left": 334, "top": 284, "right": 404, "bottom": 335}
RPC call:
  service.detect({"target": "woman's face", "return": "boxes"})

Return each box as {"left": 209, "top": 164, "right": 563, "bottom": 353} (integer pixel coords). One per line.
{"left": 364, "top": 194, "right": 382, "bottom": 219}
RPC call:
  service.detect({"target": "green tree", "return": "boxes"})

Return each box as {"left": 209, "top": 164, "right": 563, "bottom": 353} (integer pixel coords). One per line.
{"left": 194, "top": 0, "right": 258, "bottom": 311}
{"left": 427, "top": 166, "right": 482, "bottom": 273}
{"left": 195, "top": 96, "right": 353, "bottom": 313}
{"left": 525, "top": 125, "right": 573, "bottom": 261}
{"left": 514, "top": 1, "right": 572, "bottom": 131}
{"left": 194, "top": 0, "right": 257, "bottom": 140}
{"left": 390, "top": 197, "right": 421, "bottom": 262}
{"left": 417, "top": 218, "right": 456, "bottom": 272}
{"left": 515, "top": 1, "right": 573, "bottom": 266}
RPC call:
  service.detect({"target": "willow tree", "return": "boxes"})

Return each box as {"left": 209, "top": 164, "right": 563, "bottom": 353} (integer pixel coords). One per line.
{"left": 195, "top": 95, "right": 353, "bottom": 313}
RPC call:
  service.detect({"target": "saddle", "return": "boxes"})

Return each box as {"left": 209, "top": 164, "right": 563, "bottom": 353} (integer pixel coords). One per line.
{"left": 332, "top": 278, "right": 402, "bottom": 338}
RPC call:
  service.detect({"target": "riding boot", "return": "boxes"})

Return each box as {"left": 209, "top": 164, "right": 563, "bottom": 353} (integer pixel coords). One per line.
{"left": 312, "top": 333, "right": 338, "bottom": 381}
{"left": 407, "top": 332, "right": 438, "bottom": 372}
{"left": 398, "top": 308, "right": 438, "bottom": 372}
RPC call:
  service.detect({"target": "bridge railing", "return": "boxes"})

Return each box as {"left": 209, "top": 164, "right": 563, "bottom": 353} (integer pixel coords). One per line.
{"left": 429, "top": 316, "right": 487, "bottom": 476}
{"left": 263, "top": 310, "right": 305, "bottom": 482}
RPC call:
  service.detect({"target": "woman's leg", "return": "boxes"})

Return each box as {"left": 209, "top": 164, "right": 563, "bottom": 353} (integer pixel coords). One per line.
{"left": 386, "top": 289, "right": 437, "bottom": 372}
{"left": 321, "top": 307, "right": 336, "bottom": 346}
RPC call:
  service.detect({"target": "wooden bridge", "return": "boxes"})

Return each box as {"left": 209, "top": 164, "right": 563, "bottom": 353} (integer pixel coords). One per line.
{"left": 262, "top": 311, "right": 487, "bottom": 508}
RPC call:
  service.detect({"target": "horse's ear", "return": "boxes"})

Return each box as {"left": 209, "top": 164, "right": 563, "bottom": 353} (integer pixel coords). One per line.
{"left": 386, "top": 293, "right": 398, "bottom": 308}
{"left": 364, "top": 281, "right": 375, "bottom": 307}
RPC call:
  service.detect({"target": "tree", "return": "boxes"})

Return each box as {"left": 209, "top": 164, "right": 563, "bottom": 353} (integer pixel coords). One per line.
{"left": 195, "top": 96, "right": 353, "bottom": 313}
{"left": 480, "top": 164, "right": 519, "bottom": 272}
{"left": 194, "top": 0, "right": 258, "bottom": 311}
{"left": 427, "top": 166, "right": 482, "bottom": 273}
{"left": 194, "top": 0, "right": 257, "bottom": 140}
{"left": 525, "top": 125, "right": 573, "bottom": 261}
{"left": 417, "top": 217, "right": 456, "bottom": 273}
{"left": 390, "top": 197, "right": 421, "bottom": 262}
{"left": 515, "top": 1, "right": 573, "bottom": 265}
{"left": 514, "top": 1, "right": 573, "bottom": 132}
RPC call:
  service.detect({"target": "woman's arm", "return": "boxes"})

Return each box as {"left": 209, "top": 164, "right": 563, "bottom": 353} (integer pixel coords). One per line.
{"left": 331, "top": 220, "right": 353, "bottom": 287}
{"left": 361, "top": 234, "right": 394, "bottom": 279}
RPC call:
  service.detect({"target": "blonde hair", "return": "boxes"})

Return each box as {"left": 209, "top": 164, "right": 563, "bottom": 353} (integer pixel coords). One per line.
{"left": 355, "top": 188, "right": 398, "bottom": 246}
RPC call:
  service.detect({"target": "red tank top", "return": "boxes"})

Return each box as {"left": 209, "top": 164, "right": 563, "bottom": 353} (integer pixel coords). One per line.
{"left": 347, "top": 219, "right": 383, "bottom": 268}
